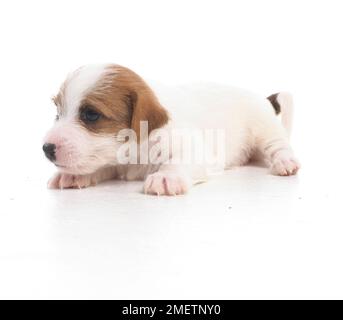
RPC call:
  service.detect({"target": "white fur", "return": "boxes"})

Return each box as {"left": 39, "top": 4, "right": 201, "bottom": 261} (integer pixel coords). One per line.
{"left": 44, "top": 64, "right": 121, "bottom": 175}
{"left": 45, "top": 65, "right": 300, "bottom": 193}
{"left": 63, "top": 64, "right": 109, "bottom": 118}
{"left": 140, "top": 82, "right": 299, "bottom": 194}
{"left": 276, "top": 91, "right": 294, "bottom": 137}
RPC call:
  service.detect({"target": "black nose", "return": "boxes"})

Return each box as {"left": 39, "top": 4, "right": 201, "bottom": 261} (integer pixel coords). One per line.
{"left": 43, "top": 143, "right": 56, "bottom": 161}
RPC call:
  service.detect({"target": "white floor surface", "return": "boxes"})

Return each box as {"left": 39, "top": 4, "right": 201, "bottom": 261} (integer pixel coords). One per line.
{"left": 1, "top": 155, "right": 342, "bottom": 299}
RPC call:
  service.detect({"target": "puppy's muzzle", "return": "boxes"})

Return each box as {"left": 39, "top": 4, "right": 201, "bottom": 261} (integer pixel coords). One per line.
{"left": 43, "top": 143, "right": 56, "bottom": 162}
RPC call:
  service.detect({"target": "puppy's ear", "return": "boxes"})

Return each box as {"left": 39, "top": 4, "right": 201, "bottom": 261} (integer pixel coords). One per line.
{"left": 130, "top": 89, "right": 169, "bottom": 141}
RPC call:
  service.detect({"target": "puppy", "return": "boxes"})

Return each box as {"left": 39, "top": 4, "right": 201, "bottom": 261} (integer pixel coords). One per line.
{"left": 43, "top": 64, "right": 300, "bottom": 195}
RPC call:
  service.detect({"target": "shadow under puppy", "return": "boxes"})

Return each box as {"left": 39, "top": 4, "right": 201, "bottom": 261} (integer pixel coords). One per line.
{"left": 43, "top": 64, "right": 300, "bottom": 195}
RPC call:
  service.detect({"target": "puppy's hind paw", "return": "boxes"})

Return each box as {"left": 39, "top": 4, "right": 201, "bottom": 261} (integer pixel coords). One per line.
{"left": 270, "top": 155, "right": 300, "bottom": 176}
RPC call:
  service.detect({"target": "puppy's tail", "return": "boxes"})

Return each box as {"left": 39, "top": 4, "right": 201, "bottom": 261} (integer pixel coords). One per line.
{"left": 267, "top": 92, "right": 294, "bottom": 137}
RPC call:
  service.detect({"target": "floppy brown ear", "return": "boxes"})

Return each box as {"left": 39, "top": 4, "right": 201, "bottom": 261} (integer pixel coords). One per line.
{"left": 101, "top": 64, "right": 169, "bottom": 140}
{"left": 130, "top": 88, "right": 169, "bottom": 141}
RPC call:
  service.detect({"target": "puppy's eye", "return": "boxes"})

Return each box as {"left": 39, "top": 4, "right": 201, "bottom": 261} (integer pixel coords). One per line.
{"left": 80, "top": 107, "right": 101, "bottom": 122}
{"left": 55, "top": 115, "right": 60, "bottom": 121}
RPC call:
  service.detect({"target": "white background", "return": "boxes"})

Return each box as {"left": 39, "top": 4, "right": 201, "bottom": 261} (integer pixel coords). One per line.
{"left": 0, "top": 0, "right": 342, "bottom": 299}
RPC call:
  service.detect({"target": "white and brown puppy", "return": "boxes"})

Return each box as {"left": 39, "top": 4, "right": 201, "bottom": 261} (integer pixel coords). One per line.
{"left": 43, "top": 64, "right": 300, "bottom": 195}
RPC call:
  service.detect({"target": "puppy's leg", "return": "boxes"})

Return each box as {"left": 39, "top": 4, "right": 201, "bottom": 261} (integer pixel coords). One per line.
{"left": 143, "top": 164, "right": 192, "bottom": 196}
{"left": 48, "top": 166, "right": 117, "bottom": 189}
{"left": 257, "top": 120, "right": 300, "bottom": 176}
{"left": 143, "top": 164, "right": 195, "bottom": 196}
{"left": 253, "top": 92, "right": 300, "bottom": 176}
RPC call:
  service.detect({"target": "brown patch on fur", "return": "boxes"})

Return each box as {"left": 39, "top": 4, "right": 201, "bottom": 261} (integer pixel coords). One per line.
{"left": 59, "top": 65, "right": 170, "bottom": 140}
{"left": 79, "top": 69, "right": 133, "bottom": 134}
{"left": 267, "top": 93, "right": 281, "bottom": 115}
{"left": 52, "top": 91, "right": 64, "bottom": 114}
{"left": 53, "top": 72, "right": 72, "bottom": 115}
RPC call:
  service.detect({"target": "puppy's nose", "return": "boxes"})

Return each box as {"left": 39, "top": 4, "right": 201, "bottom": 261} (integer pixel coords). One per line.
{"left": 43, "top": 143, "right": 56, "bottom": 161}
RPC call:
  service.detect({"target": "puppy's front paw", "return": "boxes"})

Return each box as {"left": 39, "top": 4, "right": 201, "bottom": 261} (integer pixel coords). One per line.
{"left": 271, "top": 154, "right": 300, "bottom": 176}
{"left": 47, "top": 173, "right": 96, "bottom": 189}
{"left": 143, "top": 172, "right": 191, "bottom": 196}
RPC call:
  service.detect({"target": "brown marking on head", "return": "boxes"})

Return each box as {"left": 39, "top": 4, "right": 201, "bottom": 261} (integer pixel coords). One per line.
{"left": 75, "top": 65, "right": 169, "bottom": 140}
{"left": 52, "top": 89, "right": 65, "bottom": 115}
{"left": 52, "top": 70, "right": 77, "bottom": 115}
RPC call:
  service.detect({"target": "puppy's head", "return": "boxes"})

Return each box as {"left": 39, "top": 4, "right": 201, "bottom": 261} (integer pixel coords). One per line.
{"left": 43, "top": 64, "right": 169, "bottom": 175}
